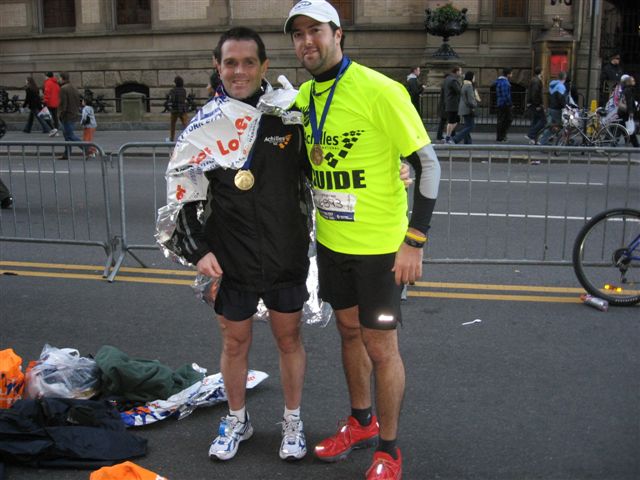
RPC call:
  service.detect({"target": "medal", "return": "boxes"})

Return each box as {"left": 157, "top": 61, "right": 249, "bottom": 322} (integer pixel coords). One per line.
{"left": 309, "top": 56, "right": 351, "bottom": 168}
{"left": 234, "top": 169, "right": 255, "bottom": 190}
{"left": 311, "top": 144, "right": 324, "bottom": 165}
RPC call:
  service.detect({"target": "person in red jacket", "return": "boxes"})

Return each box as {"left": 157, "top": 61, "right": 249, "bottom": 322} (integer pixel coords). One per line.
{"left": 43, "top": 71, "right": 60, "bottom": 136}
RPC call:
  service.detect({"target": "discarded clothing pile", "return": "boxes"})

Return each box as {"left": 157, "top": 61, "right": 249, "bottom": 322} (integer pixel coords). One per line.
{"left": 0, "top": 345, "right": 268, "bottom": 471}
{"left": 0, "top": 397, "right": 147, "bottom": 468}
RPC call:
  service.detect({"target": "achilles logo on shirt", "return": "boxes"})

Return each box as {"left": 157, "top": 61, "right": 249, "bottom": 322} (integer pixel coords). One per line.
{"left": 301, "top": 106, "right": 364, "bottom": 167}
{"left": 264, "top": 134, "right": 292, "bottom": 149}
{"left": 303, "top": 130, "right": 365, "bottom": 168}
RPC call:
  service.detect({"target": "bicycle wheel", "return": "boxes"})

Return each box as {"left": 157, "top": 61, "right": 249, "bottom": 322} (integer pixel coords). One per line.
{"left": 595, "top": 123, "right": 629, "bottom": 155}
{"left": 552, "top": 127, "right": 579, "bottom": 156}
{"left": 557, "top": 127, "right": 583, "bottom": 147}
{"left": 573, "top": 208, "right": 640, "bottom": 306}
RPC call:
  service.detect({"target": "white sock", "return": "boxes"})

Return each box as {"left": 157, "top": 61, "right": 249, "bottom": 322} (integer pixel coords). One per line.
{"left": 284, "top": 406, "right": 300, "bottom": 420}
{"left": 229, "top": 406, "right": 246, "bottom": 423}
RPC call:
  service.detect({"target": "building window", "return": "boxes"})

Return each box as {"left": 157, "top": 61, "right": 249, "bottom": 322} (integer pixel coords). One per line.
{"left": 328, "top": 0, "right": 353, "bottom": 26}
{"left": 42, "top": 0, "right": 76, "bottom": 30}
{"left": 496, "top": 0, "right": 526, "bottom": 19}
{"left": 117, "top": 0, "right": 151, "bottom": 26}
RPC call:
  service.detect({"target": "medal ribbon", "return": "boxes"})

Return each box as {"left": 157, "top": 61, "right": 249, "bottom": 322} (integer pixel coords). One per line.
{"left": 309, "top": 56, "right": 351, "bottom": 147}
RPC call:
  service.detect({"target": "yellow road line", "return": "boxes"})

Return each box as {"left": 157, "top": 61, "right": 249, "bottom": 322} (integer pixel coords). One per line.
{"left": 408, "top": 291, "right": 581, "bottom": 303}
{"left": 3, "top": 268, "right": 583, "bottom": 302}
{"left": 0, "top": 262, "right": 584, "bottom": 292}
{"left": 0, "top": 260, "right": 194, "bottom": 276}
{"left": 414, "top": 281, "right": 584, "bottom": 294}
{"left": 0, "top": 269, "right": 193, "bottom": 285}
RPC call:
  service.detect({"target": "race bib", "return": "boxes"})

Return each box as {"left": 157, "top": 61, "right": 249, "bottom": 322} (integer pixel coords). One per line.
{"left": 312, "top": 189, "right": 356, "bottom": 222}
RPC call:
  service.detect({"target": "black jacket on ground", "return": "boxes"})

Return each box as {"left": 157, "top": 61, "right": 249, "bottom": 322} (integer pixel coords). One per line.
{"left": 0, "top": 398, "right": 147, "bottom": 468}
{"left": 172, "top": 113, "right": 311, "bottom": 292}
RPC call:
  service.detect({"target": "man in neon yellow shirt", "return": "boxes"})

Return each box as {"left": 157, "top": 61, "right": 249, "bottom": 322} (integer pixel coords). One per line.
{"left": 285, "top": 1, "right": 441, "bottom": 478}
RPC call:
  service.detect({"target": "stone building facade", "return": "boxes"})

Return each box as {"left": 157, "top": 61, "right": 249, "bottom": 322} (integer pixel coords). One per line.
{"left": 0, "top": 0, "right": 633, "bottom": 112}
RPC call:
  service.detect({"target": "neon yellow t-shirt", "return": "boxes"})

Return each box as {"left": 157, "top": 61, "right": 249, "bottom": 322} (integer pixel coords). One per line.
{"left": 296, "top": 61, "right": 430, "bottom": 255}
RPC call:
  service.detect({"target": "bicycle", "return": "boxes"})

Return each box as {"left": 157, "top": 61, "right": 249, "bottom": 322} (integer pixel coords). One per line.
{"left": 556, "top": 106, "right": 630, "bottom": 154}
{"left": 572, "top": 208, "right": 640, "bottom": 306}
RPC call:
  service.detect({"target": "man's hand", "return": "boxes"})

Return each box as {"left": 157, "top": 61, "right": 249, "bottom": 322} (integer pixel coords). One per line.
{"left": 196, "top": 252, "right": 223, "bottom": 278}
{"left": 392, "top": 242, "right": 423, "bottom": 286}
{"left": 400, "top": 162, "right": 413, "bottom": 188}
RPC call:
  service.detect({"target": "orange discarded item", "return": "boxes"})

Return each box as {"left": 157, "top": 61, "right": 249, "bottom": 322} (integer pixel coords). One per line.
{"left": 90, "top": 461, "right": 168, "bottom": 480}
{"left": 0, "top": 348, "right": 25, "bottom": 409}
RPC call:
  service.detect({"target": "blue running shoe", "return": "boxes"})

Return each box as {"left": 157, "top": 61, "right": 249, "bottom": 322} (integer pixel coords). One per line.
{"left": 208, "top": 413, "right": 254, "bottom": 461}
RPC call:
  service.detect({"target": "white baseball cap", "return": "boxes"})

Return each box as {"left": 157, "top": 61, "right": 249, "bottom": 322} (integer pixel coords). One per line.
{"left": 284, "top": 0, "right": 341, "bottom": 34}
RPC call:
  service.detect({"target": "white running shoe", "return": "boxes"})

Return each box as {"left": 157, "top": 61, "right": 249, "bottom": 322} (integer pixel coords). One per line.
{"left": 208, "top": 413, "right": 253, "bottom": 461}
{"left": 48, "top": 128, "right": 58, "bottom": 137}
{"left": 279, "top": 416, "right": 307, "bottom": 460}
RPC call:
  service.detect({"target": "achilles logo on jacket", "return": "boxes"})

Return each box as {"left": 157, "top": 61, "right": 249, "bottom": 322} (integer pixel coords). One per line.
{"left": 264, "top": 134, "right": 292, "bottom": 149}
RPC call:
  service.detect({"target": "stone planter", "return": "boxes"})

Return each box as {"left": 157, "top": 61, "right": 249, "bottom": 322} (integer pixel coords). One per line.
{"left": 424, "top": 7, "right": 468, "bottom": 59}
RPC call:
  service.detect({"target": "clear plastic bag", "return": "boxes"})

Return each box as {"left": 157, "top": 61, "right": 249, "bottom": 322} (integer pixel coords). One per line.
{"left": 191, "top": 274, "right": 221, "bottom": 307}
{"left": 25, "top": 344, "right": 100, "bottom": 399}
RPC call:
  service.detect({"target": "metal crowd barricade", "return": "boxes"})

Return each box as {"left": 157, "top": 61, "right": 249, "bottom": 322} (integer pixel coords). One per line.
{"left": 0, "top": 141, "right": 114, "bottom": 274}
{"left": 3, "top": 140, "right": 638, "bottom": 281}
{"left": 423, "top": 144, "right": 639, "bottom": 265}
{"left": 107, "top": 142, "right": 175, "bottom": 282}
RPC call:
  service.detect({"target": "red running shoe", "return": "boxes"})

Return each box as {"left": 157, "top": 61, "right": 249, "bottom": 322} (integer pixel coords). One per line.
{"left": 366, "top": 448, "right": 402, "bottom": 480}
{"left": 314, "top": 415, "right": 379, "bottom": 462}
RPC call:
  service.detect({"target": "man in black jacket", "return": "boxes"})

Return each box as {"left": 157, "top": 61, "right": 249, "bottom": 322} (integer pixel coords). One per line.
{"left": 172, "top": 27, "right": 310, "bottom": 463}
{"left": 601, "top": 53, "right": 623, "bottom": 106}
{"left": 526, "top": 66, "right": 545, "bottom": 143}
{"left": 443, "top": 66, "right": 462, "bottom": 143}
{"left": 406, "top": 66, "right": 424, "bottom": 114}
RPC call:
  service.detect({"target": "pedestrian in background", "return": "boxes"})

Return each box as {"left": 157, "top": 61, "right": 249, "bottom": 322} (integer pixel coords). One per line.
{"left": 538, "top": 71, "right": 568, "bottom": 146}
{"left": 619, "top": 74, "right": 639, "bottom": 147}
{"left": 167, "top": 75, "right": 189, "bottom": 142}
{"left": 81, "top": 97, "right": 98, "bottom": 158}
{"left": 406, "top": 66, "right": 425, "bottom": 114}
{"left": 444, "top": 66, "right": 462, "bottom": 143}
{"left": 601, "top": 53, "right": 623, "bottom": 105}
{"left": 452, "top": 71, "right": 478, "bottom": 144}
{"left": 206, "top": 70, "right": 221, "bottom": 98}
{"left": 43, "top": 71, "right": 60, "bottom": 135}
{"left": 526, "top": 66, "right": 545, "bottom": 144}
{"left": 22, "top": 77, "right": 51, "bottom": 134}
{"left": 57, "top": 72, "right": 82, "bottom": 160}
{"left": 495, "top": 67, "right": 513, "bottom": 142}
{"left": 436, "top": 74, "right": 448, "bottom": 140}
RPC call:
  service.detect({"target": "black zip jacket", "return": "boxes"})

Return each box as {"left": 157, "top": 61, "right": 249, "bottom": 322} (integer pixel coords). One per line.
{"left": 171, "top": 113, "right": 311, "bottom": 292}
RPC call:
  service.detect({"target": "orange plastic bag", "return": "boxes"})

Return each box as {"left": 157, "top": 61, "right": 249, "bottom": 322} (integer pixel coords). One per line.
{"left": 90, "top": 461, "right": 168, "bottom": 480}
{"left": 0, "top": 348, "right": 25, "bottom": 408}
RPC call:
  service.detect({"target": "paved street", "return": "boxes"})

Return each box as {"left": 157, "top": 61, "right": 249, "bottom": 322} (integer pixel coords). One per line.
{"left": 1, "top": 128, "right": 639, "bottom": 479}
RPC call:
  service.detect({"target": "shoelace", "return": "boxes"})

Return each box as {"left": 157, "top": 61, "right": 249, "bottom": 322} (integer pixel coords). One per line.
{"left": 219, "top": 416, "right": 242, "bottom": 438}
{"left": 279, "top": 418, "right": 303, "bottom": 437}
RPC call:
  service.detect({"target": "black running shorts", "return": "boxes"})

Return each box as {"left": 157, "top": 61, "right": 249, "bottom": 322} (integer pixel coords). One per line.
{"left": 316, "top": 242, "right": 402, "bottom": 330}
{"left": 214, "top": 282, "right": 309, "bottom": 321}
